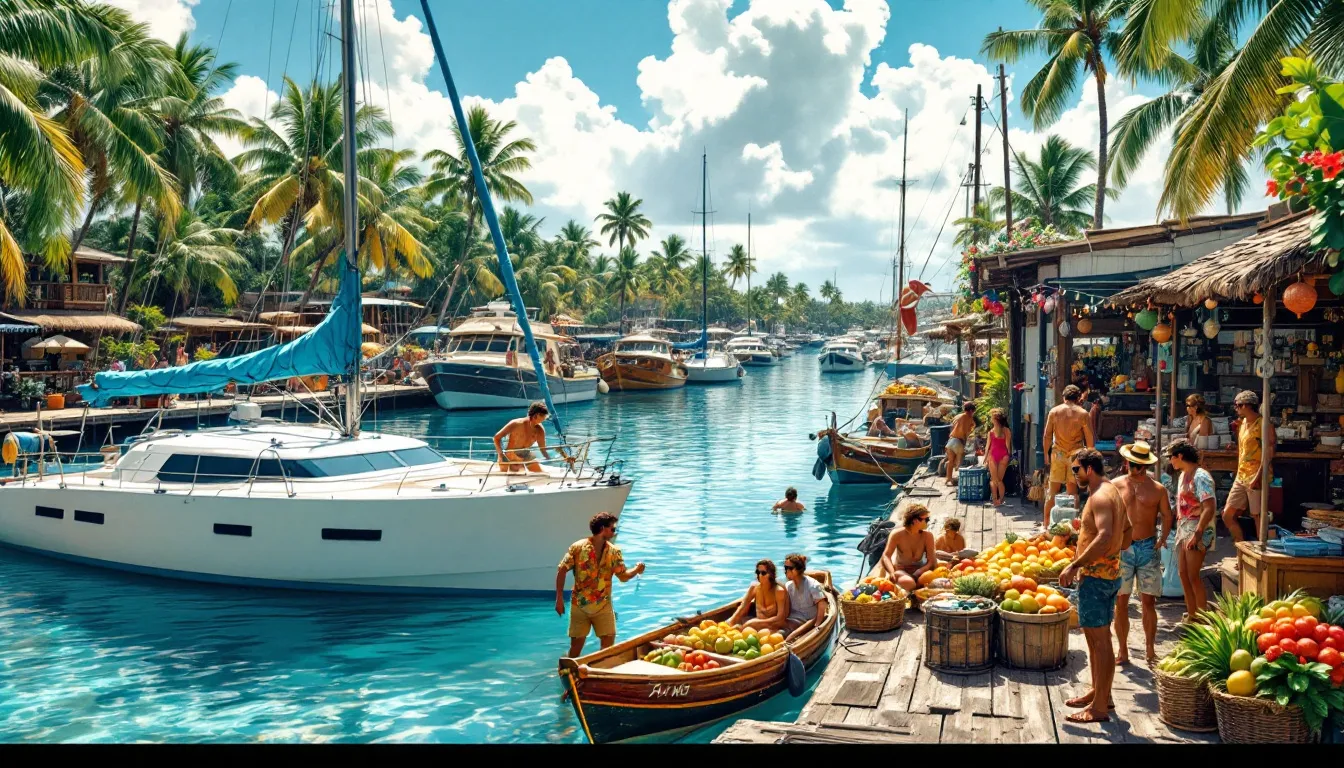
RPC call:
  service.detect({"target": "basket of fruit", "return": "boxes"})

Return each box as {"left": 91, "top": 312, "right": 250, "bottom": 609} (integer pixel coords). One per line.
{"left": 945, "top": 531, "right": 1074, "bottom": 596}
{"left": 1153, "top": 653, "right": 1217, "bottom": 732}
{"left": 923, "top": 594, "right": 997, "bottom": 674}
{"left": 1210, "top": 687, "right": 1313, "bottom": 744}
{"left": 840, "top": 577, "right": 907, "bottom": 632}
{"left": 910, "top": 587, "right": 952, "bottom": 610}
{"left": 996, "top": 580, "right": 1072, "bottom": 670}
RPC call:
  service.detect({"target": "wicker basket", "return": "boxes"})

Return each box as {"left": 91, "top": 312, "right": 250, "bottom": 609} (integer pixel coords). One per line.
{"left": 1154, "top": 669, "right": 1217, "bottom": 733}
{"left": 997, "top": 608, "right": 1071, "bottom": 670}
{"left": 840, "top": 591, "right": 907, "bottom": 633}
{"left": 910, "top": 587, "right": 952, "bottom": 611}
{"left": 1210, "top": 687, "right": 1314, "bottom": 744}
{"left": 1307, "top": 508, "right": 1344, "bottom": 527}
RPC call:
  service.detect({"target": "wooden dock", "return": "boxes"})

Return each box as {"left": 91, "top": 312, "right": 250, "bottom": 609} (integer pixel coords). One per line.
{"left": 715, "top": 473, "right": 1222, "bottom": 745}
{"left": 0, "top": 383, "right": 431, "bottom": 435}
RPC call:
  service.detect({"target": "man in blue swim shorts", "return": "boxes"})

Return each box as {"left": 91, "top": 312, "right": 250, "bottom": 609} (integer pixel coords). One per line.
{"left": 1112, "top": 441, "right": 1173, "bottom": 665}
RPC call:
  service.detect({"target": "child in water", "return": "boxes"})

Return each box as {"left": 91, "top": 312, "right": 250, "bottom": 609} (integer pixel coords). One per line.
{"left": 934, "top": 518, "right": 966, "bottom": 559}
{"left": 773, "top": 487, "right": 806, "bottom": 514}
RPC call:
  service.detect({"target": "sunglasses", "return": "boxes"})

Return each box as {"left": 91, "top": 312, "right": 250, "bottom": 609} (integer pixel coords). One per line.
{"left": 755, "top": 569, "right": 770, "bottom": 576}
{"left": 917, "top": 516, "right": 930, "bottom": 522}
{"left": 1070, "top": 465, "right": 1084, "bottom": 474}
{"left": 1127, "top": 461, "right": 1147, "bottom": 470}
{"left": 784, "top": 564, "right": 798, "bottom": 572}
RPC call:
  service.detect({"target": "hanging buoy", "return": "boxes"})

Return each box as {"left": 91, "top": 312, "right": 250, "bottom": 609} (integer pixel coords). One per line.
{"left": 1204, "top": 298, "right": 1218, "bottom": 310}
{"left": 597, "top": 379, "right": 610, "bottom": 394}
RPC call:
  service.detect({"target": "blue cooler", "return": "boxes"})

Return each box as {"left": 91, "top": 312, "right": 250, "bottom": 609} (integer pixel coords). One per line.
{"left": 958, "top": 466, "right": 990, "bottom": 503}
{"left": 928, "top": 423, "right": 952, "bottom": 456}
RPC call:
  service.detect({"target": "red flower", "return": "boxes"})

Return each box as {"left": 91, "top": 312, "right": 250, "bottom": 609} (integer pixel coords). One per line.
{"left": 1266, "top": 179, "right": 1279, "bottom": 196}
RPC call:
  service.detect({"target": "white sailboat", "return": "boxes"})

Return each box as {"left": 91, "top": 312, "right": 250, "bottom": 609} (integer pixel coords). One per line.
{"left": 684, "top": 152, "right": 744, "bottom": 384}
{"left": 0, "top": 1, "right": 631, "bottom": 596}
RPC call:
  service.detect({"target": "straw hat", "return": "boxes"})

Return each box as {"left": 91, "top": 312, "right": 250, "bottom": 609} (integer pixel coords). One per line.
{"left": 1119, "top": 440, "right": 1158, "bottom": 465}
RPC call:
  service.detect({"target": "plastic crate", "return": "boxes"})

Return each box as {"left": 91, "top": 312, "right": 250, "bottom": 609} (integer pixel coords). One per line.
{"left": 958, "top": 466, "right": 990, "bottom": 503}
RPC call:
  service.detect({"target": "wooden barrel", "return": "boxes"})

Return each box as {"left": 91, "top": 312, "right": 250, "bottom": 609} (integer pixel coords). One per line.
{"left": 924, "top": 603, "right": 995, "bottom": 674}
{"left": 998, "top": 609, "right": 1070, "bottom": 670}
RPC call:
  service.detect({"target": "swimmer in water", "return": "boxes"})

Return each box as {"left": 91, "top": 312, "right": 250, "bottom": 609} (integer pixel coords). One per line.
{"left": 773, "top": 487, "right": 806, "bottom": 514}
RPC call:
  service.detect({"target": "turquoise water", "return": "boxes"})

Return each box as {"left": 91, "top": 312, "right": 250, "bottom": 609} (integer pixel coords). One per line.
{"left": 0, "top": 356, "right": 896, "bottom": 743}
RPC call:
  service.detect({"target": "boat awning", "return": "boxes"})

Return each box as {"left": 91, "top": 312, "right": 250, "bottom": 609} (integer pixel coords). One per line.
{"left": 0, "top": 310, "right": 140, "bottom": 334}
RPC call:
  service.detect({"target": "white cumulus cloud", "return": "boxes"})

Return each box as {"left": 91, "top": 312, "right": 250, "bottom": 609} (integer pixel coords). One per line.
{"left": 105, "top": 0, "right": 198, "bottom": 42}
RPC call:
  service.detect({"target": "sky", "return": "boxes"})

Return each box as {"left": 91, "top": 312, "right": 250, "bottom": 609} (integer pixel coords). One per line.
{"left": 105, "top": 0, "right": 1267, "bottom": 303}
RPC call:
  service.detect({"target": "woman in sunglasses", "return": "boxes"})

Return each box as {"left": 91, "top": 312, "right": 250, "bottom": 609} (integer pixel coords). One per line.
{"left": 879, "top": 503, "right": 937, "bottom": 593}
{"left": 727, "top": 559, "right": 791, "bottom": 632}
{"left": 782, "top": 554, "right": 828, "bottom": 634}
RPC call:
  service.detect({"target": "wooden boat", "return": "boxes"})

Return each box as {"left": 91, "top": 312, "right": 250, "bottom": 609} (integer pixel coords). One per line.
{"left": 596, "top": 334, "right": 689, "bottom": 391}
{"left": 815, "top": 413, "right": 930, "bottom": 485}
{"left": 558, "top": 571, "right": 839, "bottom": 744}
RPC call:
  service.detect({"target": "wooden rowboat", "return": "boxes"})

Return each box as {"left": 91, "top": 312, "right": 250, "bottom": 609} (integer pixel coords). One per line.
{"left": 815, "top": 414, "right": 930, "bottom": 485}
{"left": 558, "top": 571, "right": 839, "bottom": 743}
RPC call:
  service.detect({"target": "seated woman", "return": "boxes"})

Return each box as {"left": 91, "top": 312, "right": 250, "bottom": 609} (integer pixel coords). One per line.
{"left": 866, "top": 407, "right": 897, "bottom": 438}
{"left": 726, "top": 559, "right": 791, "bottom": 633}
{"left": 782, "top": 553, "right": 829, "bottom": 635}
{"left": 879, "top": 503, "right": 938, "bottom": 593}
{"left": 934, "top": 517, "right": 966, "bottom": 561}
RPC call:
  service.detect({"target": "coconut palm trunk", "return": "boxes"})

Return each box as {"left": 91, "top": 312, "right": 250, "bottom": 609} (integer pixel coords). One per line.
{"left": 116, "top": 197, "right": 144, "bottom": 316}
{"left": 434, "top": 200, "right": 478, "bottom": 332}
{"left": 1092, "top": 56, "right": 1108, "bottom": 231}
{"left": 297, "top": 243, "right": 342, "bottom": 311}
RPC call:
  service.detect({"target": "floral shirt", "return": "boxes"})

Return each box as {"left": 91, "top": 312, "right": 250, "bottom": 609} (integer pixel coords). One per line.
{"left": 1177, "top": 468, "right": 1216, "bottom": 520}
{"left": 559, "top": 538, "right": 624, "bottom": 609}
{"left": 1236, "top": 416, "right": 1265, "bottom": 485}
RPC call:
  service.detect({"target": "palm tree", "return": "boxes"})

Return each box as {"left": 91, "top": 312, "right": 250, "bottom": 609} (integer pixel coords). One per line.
{"left": 422, "top": 104, "right": 534, "bottom": 327}
{"left": 988, "top": 135, "right": 1105, "bottom": 235}
{"left": 595, "top": 191, "right": 651, "bottom": 252}
{"left": 982, "top": 0, "right": 1132, "bottom": 230}
{"left": 606, "top": 246, "right": 643, "bottom": 333}
{"left": 556, "top": 219, "right": 598, "bottom": 264}
{"left": 650, "top": 234, "right": 691, "bottom": 272}
{"left": 722, "top": 243, "right": 752, "bottom": 291}
{"left": 765, "top": 271, "right": 789, "bottom": 300}
{"left": 791, "top": 283, "right": 810, "bottom": 304}
{"left": 147, "top": 205, "right": 245, "bottom": 313}
{"left": 952, "top": 202, "right": 1004, "bottom": 249}
{"left": 820, "top": 279, "right": 842, "bottom": 304}
{"left": 1116, "top": 0, "right": 1344, "bottom": 219}
{"left": 155, "top": 35, "right": 249, "bottom": 208}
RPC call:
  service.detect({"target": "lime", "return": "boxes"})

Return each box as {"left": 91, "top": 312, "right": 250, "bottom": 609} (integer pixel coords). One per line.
{"left": 1229, "top": 649, "right": 1253, "bottom": 672}
{"left": 1249, "top": 656, "right": 1268, "bottom": 678}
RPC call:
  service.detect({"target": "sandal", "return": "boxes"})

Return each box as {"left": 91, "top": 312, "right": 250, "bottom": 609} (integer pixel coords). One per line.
{"left": 1065, "top": 710, "right": 1111, "bottom": 724}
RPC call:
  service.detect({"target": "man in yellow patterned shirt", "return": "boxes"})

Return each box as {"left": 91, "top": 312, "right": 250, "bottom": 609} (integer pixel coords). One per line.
{"left": 1222, "top": 390, "right": 1275, "bottom": 543}
{"left": 557, "top": 512, "right": 645, "bottom": 658}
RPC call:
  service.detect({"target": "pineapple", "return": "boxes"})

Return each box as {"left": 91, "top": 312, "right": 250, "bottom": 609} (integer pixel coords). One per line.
{"left": 1179, "top": 610, "right": 1259, "bottom": 688}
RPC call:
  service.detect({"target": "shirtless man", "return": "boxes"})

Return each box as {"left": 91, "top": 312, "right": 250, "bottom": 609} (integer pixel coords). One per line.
{"left": 879, "top": 503, "right": 937, "bottom": 593}
{"left": 1059, "top": 448, "right": 1130, "bottom": 724}
{"left": 1111, "top": 441, "right": 1173, "bottom": 665}
{"left": 773, "top": 487, "right": 806, "bottom": 514}
{"left": 1042, "top": 384, "right": 1095, "bottom": 529}
{"left": 493, "top": 401, "right": 565, "bottom": 473}
{"left": 866, "top": 407, "right": 897, "bottom": 438}
{"left": 944, "top": 403, "right": 976, "bottom": 487}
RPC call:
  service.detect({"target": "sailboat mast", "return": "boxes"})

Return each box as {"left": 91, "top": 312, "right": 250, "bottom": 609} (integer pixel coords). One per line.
{"left": 746, "top": 212, "right": 752, "bottom": 336}
{"left": 339, "top": 0, "right": 361, "bottom": 437}
{"left": 701, "top": 151, "right": 708, "bottom": 344}
{"left": 896, "top": 107, "right": 908, "bottom": 362}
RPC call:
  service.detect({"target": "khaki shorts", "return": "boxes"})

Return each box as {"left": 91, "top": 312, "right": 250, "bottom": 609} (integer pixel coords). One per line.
{"left": 568, "top": 601, "right": 616, "bottom": 638}
{"left": 1226, "top": 479, "right": 1262, "bottom": 516}
{"left": 1049, "top": 448, "right": 1072, "bottom": 485}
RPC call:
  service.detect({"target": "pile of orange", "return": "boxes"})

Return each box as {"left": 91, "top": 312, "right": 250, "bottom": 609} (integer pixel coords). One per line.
{"left": 949, "top": 533, "right": 1074, "bottom": 593}
{"left": 1000, "top": 582, "right": 1071, "bottom": 615}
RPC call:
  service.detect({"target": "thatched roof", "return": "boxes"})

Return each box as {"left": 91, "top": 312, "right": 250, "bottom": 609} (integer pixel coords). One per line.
{"left": 168, "top": 316, "right": 270, "bottom": 331}
{"left": 1107, "top": 212, "right": 1325, "bottom": 307}
{"left": 0, "top": 310, "right": 140, "bottom": 334}
{"left": 72, "top": 245, "right": 130, "bottom": 265}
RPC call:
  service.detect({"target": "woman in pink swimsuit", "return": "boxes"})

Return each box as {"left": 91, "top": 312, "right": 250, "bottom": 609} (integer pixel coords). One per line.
{"left": 985, "top": 408, "right": 1012, "bottom": 506}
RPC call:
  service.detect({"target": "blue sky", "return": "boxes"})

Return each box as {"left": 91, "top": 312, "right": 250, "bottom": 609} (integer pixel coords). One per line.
{"left": 114, "top": 0, "right": 1233, "bottom": 302}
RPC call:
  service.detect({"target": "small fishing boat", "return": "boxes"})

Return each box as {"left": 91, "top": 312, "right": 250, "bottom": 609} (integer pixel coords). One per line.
{"left": 597, "top": 334, "right": 689, "bottom": 391}
{"left": 558, "top": 571, "right": 839, "bottom": 743}
{"left": 813, "top": 413, "right": 930, "bottom": 484}
{"left": 818, "top": 337, "right": 864, "bottom": 373}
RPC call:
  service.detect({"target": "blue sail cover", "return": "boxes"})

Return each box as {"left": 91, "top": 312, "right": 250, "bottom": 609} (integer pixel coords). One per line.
{"left": 77, "top": 262, "right": 363, "bottom": 407}
{"left": 671, "top": 330, "right": 708, "bottom": 350}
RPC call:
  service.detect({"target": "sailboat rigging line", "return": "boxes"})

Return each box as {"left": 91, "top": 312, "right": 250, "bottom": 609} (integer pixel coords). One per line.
{"left": 913, "top": 178, "right": 964, "bottom": 285}
{"left": 372, "top": 0, "right": 395, "bottom": 150}
{"left": 904, "top": 106, "right": 970, "bottom": 253}
{"left": 418, "top": 0, "right": 566, "bottom": 441}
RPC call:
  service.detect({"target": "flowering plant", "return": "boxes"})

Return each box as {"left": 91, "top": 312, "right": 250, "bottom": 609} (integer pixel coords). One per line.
{"left": 1256, "top": 56, "right": 1344, "bottom": 294}
{"left": 953, "top": 223, "right": 1068, "bottom": 315}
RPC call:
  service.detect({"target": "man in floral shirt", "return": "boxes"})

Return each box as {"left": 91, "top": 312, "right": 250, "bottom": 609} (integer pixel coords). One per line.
{"left": 557, "top": 512, "right": 645, "bottom": 658}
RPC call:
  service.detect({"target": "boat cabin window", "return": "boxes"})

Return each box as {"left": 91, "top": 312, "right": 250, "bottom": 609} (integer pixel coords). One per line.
{"left": 449, "top": 334, "right": 514, "bottom": 353}
{"left": 155, "top": 447, "right": 446, "bottom": 484}
{"left": 618, "top": 341, "right": 666, "bottom": 353}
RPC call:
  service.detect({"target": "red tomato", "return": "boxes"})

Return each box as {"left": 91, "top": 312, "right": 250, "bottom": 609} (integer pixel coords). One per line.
{"left": 1299, "top": 655, "right": 1309, "bottom": 665}
{"left": 1313, "top": 624, "right": 1331, "bottom": 644}
{"left": 1280, "top": 638, "right": 1299, "bottom": 655}
{"left": 705, "top": 660, "right": 719, "bottom": 669}
{"left": 1327, "top": 637, "right": 1342, "bottom": 651}
{"left": 1330, "top": 626, "right": 1344, "bottom": 644}
{"left": 1317, "top": 647, "right": 1343, "bottom": 669}
{"left": 1276, "top": 622, "right": 1299, "bottom": 641}
{"left": 1257, "top": 633, "right": 1279, "bottom": 653}
{"left": 1297, "top": 638, "right": 1320, "bottom": 661}
{"left": 1294, "top": 618, "right": 1316, "bottom": 638}
{"left": 1264, "top": 645, "right": 1285, "bottom": 662}
{"left": 1332, "top": 667, "right": 1344, "bottom": 687}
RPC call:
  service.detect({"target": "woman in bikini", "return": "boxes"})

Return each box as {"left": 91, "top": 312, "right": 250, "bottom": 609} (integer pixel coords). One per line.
{"left": 879, "top": 504, "right": 938, "bottom": 593}
{"left": 985, "top": 408, "right": 1012, "bottom": 506}
{"left": 727, "top": 559, "right": 791, "bottom": 632}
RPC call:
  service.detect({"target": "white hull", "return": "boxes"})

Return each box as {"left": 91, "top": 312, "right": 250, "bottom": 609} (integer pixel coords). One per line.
{"left": 684, "top": 361, "right": 744, "bottom": 383}
{"left": 736, "top": 353, "right": 780, "bottom": 366}
{"left": 819, "top": 352, "right": 865, "bottom": 372}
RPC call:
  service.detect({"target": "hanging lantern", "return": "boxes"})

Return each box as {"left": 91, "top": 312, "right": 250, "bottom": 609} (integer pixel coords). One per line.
{"left": 1203, "top": 317, "right": 1221, "bottom": 339}
{"left": 1134, "top": 308, "right": 1159, "bottom": 331}
{"left": 1151, "top": 322, "right": 1172, "bottom": 343}
{"left": 1076, "top": 317, "right": 1093, "bottom": 334}
{"left": 1204, "top": 298, "right": 1218, "bottom": 310}
{"left": 1282, "top": 279, "right": 1318, "bottom": 318}
{"left": 1058, "top": 320, "right": 1072, "bottom": 337}
{"left": 1042, "top": 297, "right": 1055, "bottom": 315}
{"left": 1252, "top": 293, "right": 1264, "bottom": 305}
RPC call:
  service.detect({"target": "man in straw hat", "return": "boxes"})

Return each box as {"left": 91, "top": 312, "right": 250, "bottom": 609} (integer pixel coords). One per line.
{"left": 1112, "top": 440, "right": 1172, "bottom": 665}
{"left": 1222, "top": 389, "right": 1274, "bottom": 543}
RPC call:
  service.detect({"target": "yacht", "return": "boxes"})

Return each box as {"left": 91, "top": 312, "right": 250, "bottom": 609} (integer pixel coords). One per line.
{"left": 0, "top": 0, "right": 633, "bottom": 597}
{"left": 765, "top": 335, "right": 795, "bottom": 358}
{"left": 819, "top": 337, "right": 865, "bottom": 373}
{"left": 726, "top": 335, "right": 781, "bottom": 366}
{"left": 415, "top": 301, "right": 601, "bottom": 410}
{"left": 596, "top": 334, "right": 689, "bottom": 390}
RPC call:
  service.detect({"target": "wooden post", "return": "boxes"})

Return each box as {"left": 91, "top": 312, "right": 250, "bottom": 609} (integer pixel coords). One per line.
{"left": 1258, "top": 287, "right": 1275, "bottom": 544}
{"left": 1170, "top": 324, "right": 1179, "bottom": 421}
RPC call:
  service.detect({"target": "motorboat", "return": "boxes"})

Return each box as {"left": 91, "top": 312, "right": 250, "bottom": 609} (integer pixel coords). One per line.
{"left": 0, "top": 0, "right": 633, "bottom": 597}
{"left": 725, "top": 335, "right": 781, "bottom": 366}
{"left": 416, "top": 301, "right": 602, "bottom": 410}
{"left": 818, "top": 337, "right": 864, "bottom": 373}
{"left": 884, "top": 350, "right": 957, "bottom": 380}
{"left": 683, "top": 343, "right": 745, "bottom": 383}
{"left": 597, "top": 335, "right": 689, "bottom": 390}
{"left": 765, "top": 335, "right": 794, "bottom": 358}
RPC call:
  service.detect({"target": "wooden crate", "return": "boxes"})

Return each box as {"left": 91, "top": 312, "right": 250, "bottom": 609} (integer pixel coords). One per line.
{"left": 1237, "top": 541, "right": 1344, "bottom": 599}
{"left": 998, "top": 610, "right": 1070, "bottom": 670}
{"left": 924, "top": 605, "right": 994, "bottom": 674}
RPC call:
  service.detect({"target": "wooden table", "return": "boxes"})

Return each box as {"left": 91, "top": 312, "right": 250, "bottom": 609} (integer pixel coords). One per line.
{"left": 1237, "top": 541, "right": 1344, "bottom": 600}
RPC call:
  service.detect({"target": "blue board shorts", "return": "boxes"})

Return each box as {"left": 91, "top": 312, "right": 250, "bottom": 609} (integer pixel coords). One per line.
{"left": 1078, "top": 576, "right": 1123, "bottom": 628}
{"left": 1118, "top": 536, "right": 1162, "bottom": 597}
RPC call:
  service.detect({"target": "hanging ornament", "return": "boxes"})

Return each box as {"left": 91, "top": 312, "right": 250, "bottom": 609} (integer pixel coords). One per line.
{"left": 1042, "top": 297, "right": 1055, "bottom": 315}
{"left": 1076, "top": 317, "right": 1093, "bottom": 334}
{"left": 1252, "top": 292, "right": 1264, "bottom": 305}
{"left": 1282, "top": 279, "right": 1318, "bottom": 318}
{"left": 1204, "top": 298, "right": 1218, "bottom": 310}
{"left": 1134, "top": 308, "right": 1159, "bottom": 331}
{"left": 1126, "top": 311, "right": 1134, "bottom": 319}
{"left": 1058, "top": 320, "right": 1072, "bottom": 337}
{"left": 1151, "top": 322, "right": 1172, "bottom": 344}
{"left": 1203, "top": 317, "right": 1221, "bottom": 339}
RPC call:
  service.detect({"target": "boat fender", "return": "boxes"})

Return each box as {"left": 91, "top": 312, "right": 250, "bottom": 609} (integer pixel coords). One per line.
{"left": 815, "top": 437, "right": 832, "bottom": 461}
{"left": 811, "top": 457, "right": 827, "bottom": 481}
{"left": 786, "top": 652, "right": 806, "bottom": 697}
{"left": 597, "top": 379, "right": 610, "bottom": 394}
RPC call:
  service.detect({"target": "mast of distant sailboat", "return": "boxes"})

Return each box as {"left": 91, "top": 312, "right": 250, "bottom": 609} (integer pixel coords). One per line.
{"left": 895, "top": 107, "right": 908, "bottom": 363}
{"left": 701, "top": 151, "right": 708, "bottom": 350}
